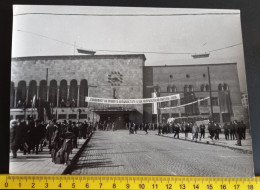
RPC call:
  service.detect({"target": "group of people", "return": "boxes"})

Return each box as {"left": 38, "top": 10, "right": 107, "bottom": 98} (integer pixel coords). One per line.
{"left": 122, "top": 119, "right": 247, "bottom": 146}
{"left": 10, "top": 117, "right": 93, "bottom": 165}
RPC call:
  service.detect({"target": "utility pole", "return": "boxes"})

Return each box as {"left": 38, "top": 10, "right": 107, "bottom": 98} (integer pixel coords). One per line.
{"left": 207, "top": 66, "right": 214, "bottom": 120}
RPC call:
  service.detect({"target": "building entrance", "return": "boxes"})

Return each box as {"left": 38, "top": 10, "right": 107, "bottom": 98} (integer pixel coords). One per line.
{"left": 99, "top": 113, "right": 129, "bottom": 129}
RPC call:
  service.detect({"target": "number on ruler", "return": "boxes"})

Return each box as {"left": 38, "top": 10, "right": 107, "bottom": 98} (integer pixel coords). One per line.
{"left": 72, "top": 183, "right": 75, "bottom": 188}
{"left": 126, "top": 184, "right": 130, "bottom": 189}
{"left": 99, "top": 183, "right": 103, "bottom": 188}
{"left": 45, "top": 183, "right": 48, "bottom": 188}
{"left": 248, "top": 185, "right": 254, "bottom": 189}
{"left": 180, "top": 184, "right": 186, "bottom": 189}
{"left": 207, "top": 184, "right": 213, "bottom": 189}
{"left": 193, "top": 184, "right": 199, "bottom": 189}
{"left": 32, "top": 182, "right": 35, "bottom": 188}
{"left": 86, "top": 183, "right": 89, "bottom": 188}
{"left": 234, "top": 184, "right": 240, "bottom": 189}
{"left": 220, "top": 184, "right": 226, "bottom": 189}
{"left": 166, "top": 184, "right": 172, "bottom": 189}
{"left": 58, "top": 183, "right": 62, "bottom": 188}
{"left": 139, "top": 184, "right": 145, "bottom": 189}
{"left": 113, "top": 183, "right": 116, "bottom": 189}
{"left": 152, "top": 184, "right": 158, "bottom": 189}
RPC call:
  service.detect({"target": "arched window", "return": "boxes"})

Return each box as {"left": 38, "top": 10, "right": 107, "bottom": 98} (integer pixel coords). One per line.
{"left": 189, "top": 85, "right": 194, "bottom": 92}
{"left": 49, "top": 80, "right": 57, "bottom": 107}
{"left": 59, "top": 80, "right": 67, "bottom": 106}
{"left": 218, "top": 84, "right": 223, "bottom": 91}
{"left": 39, "top": 80, "right": 47, "bottom": 100}
{"left": 10, "top": 81, "right": 15, "bottom": 108}
{"left": 79, "top": 79, "right": 88, "bottom": 107}
{"left": 223, "top": 83, "right": 229, "bottom": 91}
{"left": 28, "top": 80, "right": 37, "bottom": 105}
{"left": 201, "top": 84, "right": 205, "bottom": 91}
{"left": 17, "top": 81, "right": 26, "bottom": 107}
{"left": 167, "top": 85, "right": 172, "bottom": 92}
{"left": 205, "top": 84, "right": 209, "bottom": 91}
{"left": 69, "top": 79, "right": 78, "bottom": 107}
{"left": 172, "top": 85, "right": 177, "bottom": 93}
{"left": 184, "top": 85, "right": 189, "bottom": 92}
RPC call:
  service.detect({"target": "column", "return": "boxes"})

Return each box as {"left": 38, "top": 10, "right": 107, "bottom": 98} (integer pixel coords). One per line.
{"left": 57, "top": 86, "right": 60, "bottom": 107}
{"left": 14, "top": 87, "right": 17, "bottom": 108}
{"left": 47, "top": 86, "right": 49, "bottom": 101}
{"left": 77, "top": 85, "right": 80, "bottom": 107}
{"left": 67, "top": 86, "right": 70, "bottom": 100}
{"left": 26, "top": 86, "right": 29, "bottom": 105}
{"left": 36, "top": 86, "right": 39, "bottom": 99}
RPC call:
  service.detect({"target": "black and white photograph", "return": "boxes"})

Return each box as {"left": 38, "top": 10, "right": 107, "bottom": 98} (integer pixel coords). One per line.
{"left": 10, "top": 5, "right": 254, "bottom": 177}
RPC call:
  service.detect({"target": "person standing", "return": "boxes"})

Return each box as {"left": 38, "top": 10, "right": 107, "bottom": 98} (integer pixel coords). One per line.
{"left": 192, "top": 123, "right": 199, "bottom": 142}
{"left": 72, "top": 122, "right": 79, "bottom": 148}
{"left": 236, "top": 121, "right": 244, "bottom": 146}
{"left": 241, "top": 120, "right": 247, "bottom": 140}
{"left": 223, "top": 123, "right": 229, "bottom": 140}
{"left": 199, "top": 124, "right": 205, "bottom": 140}
{"left": 10, "top": 120, "right": 22, "bottom": 158}
{"left": 173, "top": 122, "right": 180, "bottom": 139}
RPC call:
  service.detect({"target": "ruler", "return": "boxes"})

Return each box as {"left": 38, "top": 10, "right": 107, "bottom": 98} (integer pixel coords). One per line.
{"left": 0, "top": 175, "right": 259, "bottom": 190}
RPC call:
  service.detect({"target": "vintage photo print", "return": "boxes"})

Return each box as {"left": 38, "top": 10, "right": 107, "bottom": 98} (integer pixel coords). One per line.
{"left": 10, "top": 5, "right": 254, "bottom": 177}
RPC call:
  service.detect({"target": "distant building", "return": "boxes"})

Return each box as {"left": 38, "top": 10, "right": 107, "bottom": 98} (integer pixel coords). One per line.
{"left": 241, "top": 93, "right": 249, "bottom": 108}
{"left": 10, "top": 55, "right": 245, "bottom": 126}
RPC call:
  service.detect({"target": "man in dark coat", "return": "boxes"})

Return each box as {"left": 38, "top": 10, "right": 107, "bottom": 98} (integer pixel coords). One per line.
{"left": 223, "top": 123, "right": 230, "bottom": 140}
{"left": 46, "top": 120, "right": 55, "bottom": 154}
{"left": 72, "top": 122, "right": 79, "bottom": 148}
{"left": 199, "top": 124, "right": 206, "bottom": 140}
{"left": 236, "top": 121, "right": 244, "bottom": 146}
{"left": 34, "top": 120, "right": 45, "bottom": 154}
{"left": 10, "top": 120, "right": 25, "bottom": 158}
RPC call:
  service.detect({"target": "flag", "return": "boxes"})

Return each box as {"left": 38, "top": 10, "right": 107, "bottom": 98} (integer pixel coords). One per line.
{"left": 219, "top": 91, "right": 233, "bottom": 114}
{"left": 184, "top": 92, "right": 199, "bottom": 115}
{"left": 152, "top": 92, "right": 157, "bottom": 114}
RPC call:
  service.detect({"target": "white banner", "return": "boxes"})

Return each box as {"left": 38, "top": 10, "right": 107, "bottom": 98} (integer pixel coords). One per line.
{"left": 85, "top": 94, "right": 180, "bottom": 105}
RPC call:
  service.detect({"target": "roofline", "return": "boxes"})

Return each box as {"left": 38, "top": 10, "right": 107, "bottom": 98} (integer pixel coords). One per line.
{"left": 144, "top": 62, "right": 237, "bottom": 67}
{"left": 11, "top": 54, "right": 146, "bottom": 61}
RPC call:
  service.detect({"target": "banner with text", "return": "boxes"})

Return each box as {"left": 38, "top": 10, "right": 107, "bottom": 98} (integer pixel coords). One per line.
{"left": 85, "top": 94, "right": 180, "bottom": 105}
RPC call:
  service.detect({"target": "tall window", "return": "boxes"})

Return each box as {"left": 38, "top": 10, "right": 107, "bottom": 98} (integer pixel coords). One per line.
{"left": 28, "top": 80, "right": 37, "bottom": 104}
{"left": 201, "top": 84, "right": 205, "bottom": 91}
{"left": 59, "top": 80, "right": 67, "bottom": 106}
{"left": 39, "top": 80, "right": 47, "bottom": 100}
{"left": 218, "top": 84, "right": 223, "bottom": 91}
{"left": 49, "top": 80, "right": 57, "bottom": 107}
{"left": 212, "top": 97, "right": 219, "bottom": 106}
{"left": 79, "top": 79, "right": 88, "bottom": 107}
{"left": 69, "top": 79, "right": 78, "bottom": 106}
{"left": 17, "top": 81, "right": 27, "bottom": 105}
{"left": 200, "top": 98, "right": 208, "bottom": 106}
{"left": 184, "top": 85, "right": 189, "bottom": 92}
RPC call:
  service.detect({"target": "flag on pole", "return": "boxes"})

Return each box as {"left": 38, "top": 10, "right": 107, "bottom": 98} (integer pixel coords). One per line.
{"left": 152, "top": 92, "right": 158, "bottom": 114}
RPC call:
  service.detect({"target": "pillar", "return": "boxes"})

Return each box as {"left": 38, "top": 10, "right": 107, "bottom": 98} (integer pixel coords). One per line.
{"left": 14, "top": 87, "right": 17, "bottom": 108}
{"left": 57, "top": 86, "right": 60, "bottom": 107}
{"left": 67, "top": 86, "right": 70, "bottom": 100}
{"left": 77, "top": 85, "right": 80, "bottom": 107}
{"left": 26, "top": 86, "right": 29, "bottom": 105}
{"left": 47, "top": 86, "right": 49, "bottom": 101}
{"left": 36, "top": 86, "right": 39, "bottom": 99}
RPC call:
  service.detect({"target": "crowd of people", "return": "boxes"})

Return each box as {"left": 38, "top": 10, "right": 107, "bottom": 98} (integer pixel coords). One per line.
{"left": 10, "top": 117, "right": 94, "bottom": 165}
{"left": 123, "top": 120, "right": 247, "bottom": 146}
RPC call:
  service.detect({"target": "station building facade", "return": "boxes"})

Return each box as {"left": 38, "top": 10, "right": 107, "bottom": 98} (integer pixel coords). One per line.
{"left": 10, "top": 54, "right": 245, "bottom": 127}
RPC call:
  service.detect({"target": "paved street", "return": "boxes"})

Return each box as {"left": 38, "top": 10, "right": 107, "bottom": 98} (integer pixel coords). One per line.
{"left": 70, "top": 131, "right": 254, "bottom": 177}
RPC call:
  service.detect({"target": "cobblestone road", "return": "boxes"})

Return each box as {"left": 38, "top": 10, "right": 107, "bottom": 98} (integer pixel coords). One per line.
{"left": 71, "top": 131, "right": 254, "bottom": 177}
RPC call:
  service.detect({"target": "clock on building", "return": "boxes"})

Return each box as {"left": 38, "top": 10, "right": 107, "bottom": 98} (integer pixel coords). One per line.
{"left": 108, "top": 71, "right": 123, "bottom": 86}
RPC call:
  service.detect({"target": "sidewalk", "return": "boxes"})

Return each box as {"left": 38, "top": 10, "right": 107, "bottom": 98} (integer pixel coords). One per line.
{"left": 159, "top": 132, "right": 253, "bottom": 153}
{"left": 9, "top": 138, "right": 88, "bottom": 174}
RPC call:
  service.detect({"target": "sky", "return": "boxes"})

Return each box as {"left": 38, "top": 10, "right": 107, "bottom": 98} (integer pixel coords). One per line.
{"left": 12, "top": 5, "right": 247, "bottom": 92}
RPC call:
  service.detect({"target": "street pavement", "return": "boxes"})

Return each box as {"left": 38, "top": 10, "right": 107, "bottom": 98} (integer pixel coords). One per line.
{"left": 9, "top": 139, "right": 86, "bottom": 174}
{"left": 70, "top": 130, "right": 254, "bottom": 177}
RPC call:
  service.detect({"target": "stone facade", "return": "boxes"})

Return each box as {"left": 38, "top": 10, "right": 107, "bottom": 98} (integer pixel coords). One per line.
{"left": 143, "top": 63, "right": 244, "bottom": 124}
{"left": 10, "top": 55, "right": 245, "bottom": 125}
{"left": 10, "top": 55, "right": 145, "bottom": 125}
